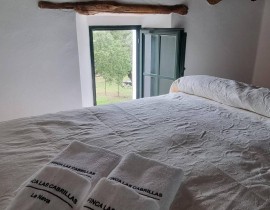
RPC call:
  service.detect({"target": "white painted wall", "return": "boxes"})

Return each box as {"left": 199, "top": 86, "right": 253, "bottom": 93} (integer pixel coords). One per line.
{"left": 0, "top": 0, "right": 267, "bottom": 121}
{"left": 132, "top": 30, "right": 137, "bottom": 100}
{"left": 253, "top": 0, "right": 270, "bottom": 88}
{"left": 77, "top": 14, "right": 174, "bottom": 106}
{"left": 172, "top": 0, "right": 264, "bottom": 84}
{"left": 76, "top": 14, "right": 93, "bottom": 107}
{"left": 77, "top": 0, "right": 265, "bottom": 106}
{"left": 0, "top": 0, "right": 82, "bottom": 122}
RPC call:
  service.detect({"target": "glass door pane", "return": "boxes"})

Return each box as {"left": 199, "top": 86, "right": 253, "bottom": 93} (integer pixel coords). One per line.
{"left": 159, "top": 35, "right": 177, "bottom": 78}
{"left": 143, "top": 76, "right": 158, "bottom": 97}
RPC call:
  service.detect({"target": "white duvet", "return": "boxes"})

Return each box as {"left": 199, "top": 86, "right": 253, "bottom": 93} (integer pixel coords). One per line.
{"left": 1, "top": 76, "right": 270, "bottom": 210}
{"left": 170, "top": 75, "right": 270, "bottom": 117}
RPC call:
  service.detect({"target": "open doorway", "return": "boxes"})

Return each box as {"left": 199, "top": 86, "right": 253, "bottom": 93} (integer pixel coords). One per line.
{"left": 89, "top": 26, "right": 140, "bottom": 106}
{"left": 89, "top": 26, "right": 187, "bottom": 106}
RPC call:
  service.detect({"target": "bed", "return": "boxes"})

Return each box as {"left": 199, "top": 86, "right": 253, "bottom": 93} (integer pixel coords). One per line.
{"left": 1, "top": 75, "right": 270, "bottom": 210}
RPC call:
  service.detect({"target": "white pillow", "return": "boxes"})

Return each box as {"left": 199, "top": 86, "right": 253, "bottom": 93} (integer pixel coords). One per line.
{"left": 171, "top": 75, "right": 270, "bottom": 118}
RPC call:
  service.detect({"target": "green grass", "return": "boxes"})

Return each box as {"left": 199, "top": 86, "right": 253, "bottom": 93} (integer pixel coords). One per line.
{"left": 96, "top": 76, "right": 133, "bottom": 105}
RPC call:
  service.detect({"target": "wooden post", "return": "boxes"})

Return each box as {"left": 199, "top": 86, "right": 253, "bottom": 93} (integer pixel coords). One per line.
{"left": 38, "top": 1, "right": 188, "bottom": 15}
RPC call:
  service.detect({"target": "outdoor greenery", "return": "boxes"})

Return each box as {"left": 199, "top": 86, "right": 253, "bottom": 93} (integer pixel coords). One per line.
{"left": 93, "top": 30, "right": 133, "bottom": 99}
{"left": 96, "top": 76, "right": 132, "bottom": 105}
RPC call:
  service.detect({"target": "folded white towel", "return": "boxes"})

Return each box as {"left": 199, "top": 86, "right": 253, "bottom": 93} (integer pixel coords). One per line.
{"left": 6, "top": 165, "right": 91, "bottom": 210}
{"left": 108, "top": 153, "right": 183, "bottom": 210}
{"left": 49, "top": 141, "right": 122, "bottom": 188}
{"left": 81, "top": 178, "right": 159, "bottom": 210}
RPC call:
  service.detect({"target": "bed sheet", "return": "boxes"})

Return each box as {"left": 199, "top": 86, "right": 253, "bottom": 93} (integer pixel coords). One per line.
{"left": 1, "top": 92, "right": 270, "bottom": 210}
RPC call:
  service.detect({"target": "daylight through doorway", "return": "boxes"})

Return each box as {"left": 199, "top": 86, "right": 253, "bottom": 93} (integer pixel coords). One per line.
{"left": 92, "top": 29, "right": 137, "bottom": 105}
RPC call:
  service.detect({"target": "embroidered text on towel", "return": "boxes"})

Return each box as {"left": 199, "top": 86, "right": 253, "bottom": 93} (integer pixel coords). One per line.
{"left": 30, "top": 179, "right": 78, "bottom": 204}
{"left": 30, "top": 193, "right": 50, "bottom": 204}
{"left": 84, "top": 198, "right": 116, "bottom": 210}
{"left": 108, "top": 177, "right": 162, "bottom": 200}
{"left": 51, "top": 161, "right": 96, "bottom": 178}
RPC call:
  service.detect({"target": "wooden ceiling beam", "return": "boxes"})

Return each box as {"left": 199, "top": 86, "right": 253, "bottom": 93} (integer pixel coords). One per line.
{"left": 38, "top": 1, "right": 188, "bottom": 15}
{"left": 207, "top": 0, "right": 223, "bottom": 5}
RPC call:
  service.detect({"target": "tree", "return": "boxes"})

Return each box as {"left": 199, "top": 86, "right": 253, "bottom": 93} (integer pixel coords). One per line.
{"left": 93, "top": 30, "right": 132, "bottom": 96}
{"left": 93, "top": 32, "right": 114, "bottom": 94}
{"left": 111, "top": 31, "right": 133, "bottom": 82}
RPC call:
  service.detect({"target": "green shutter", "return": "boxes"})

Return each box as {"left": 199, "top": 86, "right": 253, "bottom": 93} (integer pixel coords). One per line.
{"left": 138, "top": 28, "right": 186, "bottom": 98}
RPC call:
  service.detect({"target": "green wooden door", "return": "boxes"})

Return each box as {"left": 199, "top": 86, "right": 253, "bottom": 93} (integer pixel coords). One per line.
{"left": 138, "top": 29, "right": 186, "bottom": 98}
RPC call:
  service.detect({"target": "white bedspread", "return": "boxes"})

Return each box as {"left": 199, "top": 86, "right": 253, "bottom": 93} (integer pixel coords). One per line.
{"left": 1, "top": 92, "right": 270, "bottom": 210}
{"left": 171, "top": 75, "right": 270, "bottom": 117}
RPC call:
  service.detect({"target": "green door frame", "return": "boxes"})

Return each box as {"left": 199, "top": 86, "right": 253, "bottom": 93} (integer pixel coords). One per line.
{"left": 89, "top": 25, "right": 141, "bottom": 105}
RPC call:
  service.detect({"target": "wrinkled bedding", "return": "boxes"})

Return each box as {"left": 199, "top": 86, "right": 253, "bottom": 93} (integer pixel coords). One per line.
{"left": 170, "top": 75, "right": 270, "bottom": 117}
{"left": 1, "top": 92, "right": 270, "bottom": 210}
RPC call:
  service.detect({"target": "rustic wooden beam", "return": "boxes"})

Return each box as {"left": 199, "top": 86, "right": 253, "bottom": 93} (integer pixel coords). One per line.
{"left": 38, "top": 1, "right": 188, "bottom": 15}
{"left": 207, "top": 0, "right": 223, "bottom": 5}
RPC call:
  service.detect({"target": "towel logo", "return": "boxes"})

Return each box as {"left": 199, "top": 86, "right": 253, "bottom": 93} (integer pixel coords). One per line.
{"left": 85, "top": 198, "right": 116, "bottom": 210}
{"left": 108, "top": 177, "right": 163, "bottom": 200}
{"left": 30, "top": 179, "right": 78, "bottom": 205}
{"left": 30, "top": 193, "right": 51, "bottom": 204}
{"left": 50, "top": 161, "right": 96, "bottom": 178}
